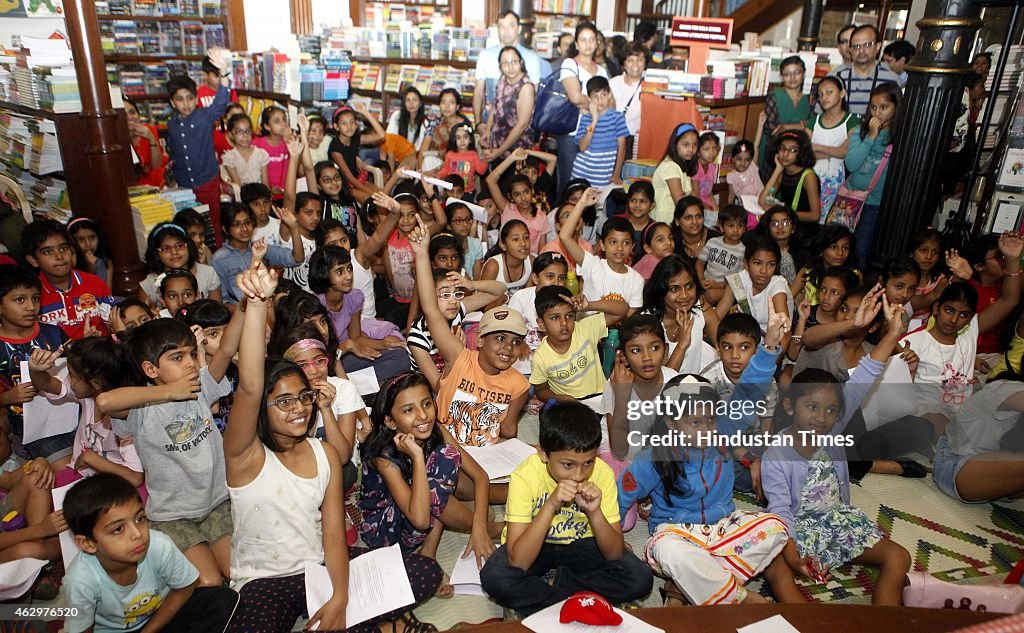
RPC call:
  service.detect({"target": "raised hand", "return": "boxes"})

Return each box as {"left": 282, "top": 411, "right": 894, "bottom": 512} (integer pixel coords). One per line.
{"left": 561, "top": 292, "right": 589, "bottom": 313}
{"left": 764, "top": 310, "right": 790, "bottom": 349}
{"left": 882, "top": 294, "right": 907, "bottom": 338}
{"left": 314, "top": 380, "right": 335, "bottom": 410}
{"left": 610, "top": 351, "right": 633, "bottom": 385}
{"left": 371, "top": 191, "right": 401, "bottom": 213}
{"left": 945, "top": 249, "right": 973, "bottom": 280}
{"left": 510, "top": 147, "right": 529, "bottom": 162}
{"left": 236, "top": 256, "right": 278, "bottom": 301}
{"left": 796, "top": 298, "right": 811, "bottom": 326}
{"left": 998, "top": 231, "right": 1024, "bottom": 260}
{"left": 852, "top": 284, "right": 883, "bottom": 328}
{"left": 409, "top": 215, "right": 431, "bottom": 258}
{"left": 206, "top": 47, "right": 230, "bottom": 73}
{"left": 286, "top": 133, "right": 304, "bottom": 157}
{"left": 297, "top": 113, "right": 310, "bottom": 137}
{"left": 251, "top": 237, "right": 268, "bottom": 260}
{"left": 581, "top": 187, "right": 601, "bottom": 207}
{"left": 900, "top": 341, "right": 919, "bottom": 376}
{"left": 27, "top": 347, "right": 61, "bottom": 373}
{"left": 278, "top": 205, "right": 299, "bottom": 228}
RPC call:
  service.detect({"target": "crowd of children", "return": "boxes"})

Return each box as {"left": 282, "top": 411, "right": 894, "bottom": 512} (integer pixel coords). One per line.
{"left": 1, "top": 38, "right": 1022, "bottom": 633}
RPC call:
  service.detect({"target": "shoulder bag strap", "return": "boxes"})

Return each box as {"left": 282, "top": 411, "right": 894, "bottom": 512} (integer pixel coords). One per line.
{"left": 866, "top": 144, "right": 892, "bottom": 192}
{"left": 791, "top": 169, "right": 812, "bottom": 211}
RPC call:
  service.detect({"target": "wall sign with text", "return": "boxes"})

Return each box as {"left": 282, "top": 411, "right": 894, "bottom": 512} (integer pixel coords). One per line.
{"left": 670, "top": 17, "right": 734, "bottom": 49}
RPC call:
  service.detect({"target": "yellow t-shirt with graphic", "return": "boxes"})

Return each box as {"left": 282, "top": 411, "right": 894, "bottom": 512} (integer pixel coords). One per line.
{"left": 529, "top": 314, "right": 608, "bottom": 398}
{"left": 502, "top": 453, "right": 620, "bottom": 545}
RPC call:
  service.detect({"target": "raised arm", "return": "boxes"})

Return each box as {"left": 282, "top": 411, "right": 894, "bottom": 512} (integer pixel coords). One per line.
{"left": 354, "top": 102, "right": 386, "bottom": 146}
{"left": 283, "top": 134, "right": 304, "bottom": 213}
{"left": 486, "top": 149, "right": 526, "bottom": 211}
{"left": 27, "top": 347, "right": 63, "bottom": 395}
{"left": 411, "top": 216, "right": 466, "bottom": 367}
{"left": 559, "top": 187, "right": 600, "bottom": 265}
{"left": 207, "top": 291, "right": 246, "bottom": 383}
{"left": 979, "top": 233, "right": 1023, "bottom": 334}
{"left": 223, "top": 255, "right": 277, "bottom": 464}
{"left": 355, "top": 193, "right": 402, "bottom": 269}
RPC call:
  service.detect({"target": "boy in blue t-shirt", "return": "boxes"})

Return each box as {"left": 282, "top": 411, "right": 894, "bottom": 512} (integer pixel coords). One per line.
{"left": 63, "top": 473, "right": 237, "bottom": 633}
{"left": 0, "top": 264, "right": 72, "bottom": 463}
{"left": 572, "top": 76, "right": 631, "bottom": 187}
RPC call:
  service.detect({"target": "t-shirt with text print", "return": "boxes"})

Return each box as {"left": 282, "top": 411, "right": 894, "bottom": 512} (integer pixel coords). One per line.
{"left": 436, "top": 349, "right": 529, "bottom": 447}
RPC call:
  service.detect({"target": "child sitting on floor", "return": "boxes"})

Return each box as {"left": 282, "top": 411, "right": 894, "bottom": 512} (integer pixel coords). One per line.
{"left": 480, "top": 400, "right": 653, "bottom": 615}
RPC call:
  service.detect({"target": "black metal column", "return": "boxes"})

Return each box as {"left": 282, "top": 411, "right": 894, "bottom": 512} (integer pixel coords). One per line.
{"left": 505, "top": 0, "right": 536, "bottom": 48}
{"left": 797, "top": 0, "right": 825, "bottom": 51}
{"left": 872, "top": 0, "right": 983, "bottom": 264}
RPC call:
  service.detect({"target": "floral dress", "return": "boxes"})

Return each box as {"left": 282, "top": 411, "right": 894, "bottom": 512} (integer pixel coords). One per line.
{"left": 358, "top": 441, "right": 460, "bottom": 551}
{"left": 489, "top": 74, "right": 534, "bottom": 160}
{"left": 811, "top": 112, "right": 858, "bottom": 219}
{"left": 794, "top": 448, "right": 882, "bottom": 569}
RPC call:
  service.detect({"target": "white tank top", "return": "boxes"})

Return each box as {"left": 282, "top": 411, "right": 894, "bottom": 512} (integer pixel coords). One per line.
{"left": 351, "top": 248, "right": 376, "bottom": 318}
{"left": 229, "top": 439, "right": 330, "bottom": 589}
{"left": 489, "top": 253, "right": 533, "bottom": 302}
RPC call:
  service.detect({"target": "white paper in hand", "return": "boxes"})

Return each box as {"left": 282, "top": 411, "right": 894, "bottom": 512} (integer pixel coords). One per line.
{"left": 0, "top": 558, "right": 47, "bottom": 600}
{"left": 304, "top": 544, "right": 414, "bottom": 628}
{"left": 20, "top": 360, "right": 79, "bottom": 444}
{"left": 450, "top": 553, "right": 487, "bottom": 596}
{"left": 736, "top": 615, "right": 804, "bottom": 633}
{"left": 740, "top": 195, "right": 766, "bottom": 216}
{"left": 52, "top": 480, "right": 83, "bottom": 572}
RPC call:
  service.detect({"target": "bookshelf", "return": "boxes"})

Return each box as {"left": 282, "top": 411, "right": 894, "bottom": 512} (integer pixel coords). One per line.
{"left": 98, "top": 0, "right": 232, "bottom": 125}
{"left": 351, "top": 0, "right": 461, "bottom": 28}
{"left": 0, "top": 100, "right": 134, "bottom": 222}
{"left": 349, "top": 56, "right": 475, "bottom": 122}
{"left": 533, "top": 0, "right": 596, "bottom": 19}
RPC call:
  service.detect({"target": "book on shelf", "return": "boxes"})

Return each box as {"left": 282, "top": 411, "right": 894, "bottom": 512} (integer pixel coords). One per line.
{"left": 107, "top": 0, "right": 133, "bottom": 15}
{"left": 179, "top": 0, "right": 200, "bottom": 17}
{"left": 132, "top": 0, "right": 158, "bottom": 16}
{"left": 200, "top": 0, "right": 220, "bottom": 17}
{"left": 138, "top": 21, "right": 161, "bottom": 55}
{"left": 159, "top": 21, "right": 183, "bottom": 56}
{"left": 203, "top": 24, "right": 226, "bottom": 50}
{"left": 533, "top": 0, "right": 591, "bottom": 14}
{"left": 157, "top": 0, "right": 179, "bottom": 15}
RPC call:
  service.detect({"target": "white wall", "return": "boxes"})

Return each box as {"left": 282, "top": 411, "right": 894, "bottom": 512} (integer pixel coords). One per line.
{"left": 463, "top": 0, "right": 486, "bottom": 27}
{"left": 759, "top": 7, "right": 801, "bottom": 49}
{"left": 311, "top": 0, "right": 349, "bottom": 29}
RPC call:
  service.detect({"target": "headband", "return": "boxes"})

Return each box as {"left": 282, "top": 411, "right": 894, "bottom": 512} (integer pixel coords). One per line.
{"left": 332, "top": 106, "right": 353, "bottom": 122}
{"left": 393, "top": 193, "right": 419, "bottom": 204}
{"left": 641, "top": 222, "right": 664, "bottom": 244}
{"left": 157, "top": 223, "right": 188, "bottom": 238}
{"left": 674, "top": 123, "right": 698, "bottom": 137}
{"left": 430, "top": 232, "right": 456, "bottom": 241}
{"left": 67, "top": 217, "right": 95, "bottom": 231}
{"left": 780, "top": 130, "right": 805, "bottom": 142}
{"left": 381, "top": 371, "right": 415, "bottom": 394}
{"left": 283, "top": 338, "right": 327, "bottom": 362}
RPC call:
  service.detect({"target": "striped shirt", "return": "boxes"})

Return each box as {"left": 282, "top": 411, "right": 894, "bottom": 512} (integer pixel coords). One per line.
{"left": 828, "top": 63, "right": 901, "bottom": 117}
{"left": 407, "top": 303, "right": 466, "bottom": 373}
{"left": 572, "top": 109, "right": 630, "bottom": 186}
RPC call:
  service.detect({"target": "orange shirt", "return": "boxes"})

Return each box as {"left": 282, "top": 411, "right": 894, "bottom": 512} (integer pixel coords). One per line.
{"left": 382, "top": 133, "right": 417, "bottom": 164}
{"left": 540, "top": 237, "right": 592, "bottom": 269}
{"left": 436, "top": 349, "right": 529, "bottom": 447}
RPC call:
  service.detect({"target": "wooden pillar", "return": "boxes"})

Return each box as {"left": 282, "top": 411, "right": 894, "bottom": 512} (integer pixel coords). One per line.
{"left": 62, "top": 0, "right": 144, "bottom": 295}
{"left": 291, "top": 0, "right": 313, "bottom": 35}
{"left": 872, "top": 0, "right": 983, "bottom": 263}
{"left": 797, "top": 0, "right": 824, "bottom": 51}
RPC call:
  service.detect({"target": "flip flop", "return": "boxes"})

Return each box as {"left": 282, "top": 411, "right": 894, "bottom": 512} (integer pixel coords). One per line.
{"left": 897, "top": 459, "right": 929, "bottom": 478}
{"left": 435, "top": 573, "right": 455, "bottom": 599}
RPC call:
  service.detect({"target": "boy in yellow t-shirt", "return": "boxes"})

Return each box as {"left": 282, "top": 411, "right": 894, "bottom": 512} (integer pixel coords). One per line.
{"left": 479, "top": 401, "right": 653, "bottom": 616}
{"left": 530, "top": 285, "right": 629, "bottom": 410}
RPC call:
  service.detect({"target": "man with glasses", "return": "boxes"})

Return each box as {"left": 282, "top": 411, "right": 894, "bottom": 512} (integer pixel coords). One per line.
{"left": 473, "top": 10, "right": 545, "bottom": 137}
{"left": 828, "top": 25, "right": 901, "bottom": 116}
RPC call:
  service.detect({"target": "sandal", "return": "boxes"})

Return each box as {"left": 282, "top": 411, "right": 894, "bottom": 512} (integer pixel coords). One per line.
{"left": 659, "top": 579, "right": 688, "bottom": 606}
{"left": 394, "top": 612, "right": 438, "bottom": 633}
{"left": 897, "top": 460, "right": 929, "bottom": 479}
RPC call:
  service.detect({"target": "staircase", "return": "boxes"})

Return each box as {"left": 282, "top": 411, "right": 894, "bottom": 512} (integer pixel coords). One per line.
{"left": 620, "top": 0, "right": 803, "bottom": 43}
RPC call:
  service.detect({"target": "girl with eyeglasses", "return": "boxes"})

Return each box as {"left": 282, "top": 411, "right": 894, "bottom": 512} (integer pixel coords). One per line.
{"left": 211, "top": 203, "right": 304, "bottom": 305}
{"left": 225, "top": 258, "right": 438, "bottom": 632}
{"left": 755, "top": 206, "right": 807, "bottom": 294}
{"left": 222, "top": 112, "right": 270, "bottom": 188}
{"left": 758, "top": 130, "right": 821, "bottom": 237}
{"left": 757, "top": 56, "right": 813, "bottom": 179}
{"left": 139, "top": 222, "right": 223, "bottom": 311}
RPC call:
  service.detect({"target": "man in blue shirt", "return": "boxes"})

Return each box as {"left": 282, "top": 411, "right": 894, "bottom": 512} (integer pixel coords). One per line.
{"left": 164, "top": 47, "right": 232, "bottom": 246}
{"left": 472, "top": 10, "right": 544, "bottom": 135}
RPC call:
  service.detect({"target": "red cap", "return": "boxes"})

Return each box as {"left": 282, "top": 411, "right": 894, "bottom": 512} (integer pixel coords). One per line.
{"left": 558, "top": 592, "right": 623, "bottom": 626}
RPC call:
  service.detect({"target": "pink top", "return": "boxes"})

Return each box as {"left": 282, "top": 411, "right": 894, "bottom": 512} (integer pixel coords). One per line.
{"left": 502, "top": 202, "right": 549, "bottom": 256}
{"left": 692, "top": 161, "right": 718, "bottom": 208}
{"left": 437, "top": 150, "right": 489, "bottom": 192}
{"left": 253, "top": 136, "right": 289, "bottom": 193}
{"left": 726, "top": 167, "right": 765, "bottom": 229}
{"left": 386, "top": 230, "right": 416, "bottom": 303}
{"left": 46, "top": 378, "right": 142, "bottom": 476}
{"left": 632, "top": 253, "right": 661, "bottom": 278}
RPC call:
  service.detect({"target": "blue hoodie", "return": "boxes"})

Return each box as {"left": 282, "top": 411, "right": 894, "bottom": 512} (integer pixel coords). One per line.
{"left": 617, "top": 345, "right": 780, "bottom": 532}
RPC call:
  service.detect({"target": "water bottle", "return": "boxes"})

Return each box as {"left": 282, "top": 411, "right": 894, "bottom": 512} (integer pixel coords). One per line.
{"left": 602, "top": 329, "right": 620, "bottom": 378}
{"left": 1, "top": 510, "right": 26, "bottom": 532}
{"left": 565, "top": 269, "right": 580, "bottom": 296}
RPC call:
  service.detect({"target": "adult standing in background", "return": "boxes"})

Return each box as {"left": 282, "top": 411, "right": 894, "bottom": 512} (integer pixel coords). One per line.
{"left": 555, "top": 22, "right": 608, "bottom": 192}
{"left": 484, "top": 46, "right": 536, "bottom": 162}
{"left": 836, "top": 24, "right": 856, "bottom": 67}
{"left": 472, "top": 10, "right": 543, "bottom": 140}
{"left": 610, "top": 42, "right": 647, "bottom": 158}
{"left": 633, "top": 20, "right": 658, "bottom": 51}
{"left": 828, "top": 25, "right": 900, "bottom": 117}
{"left": 882, "top": 40, "right": 916, "bottom": 88}
{"left": 550, "top": 33, "right": 574, "bottom": 69}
